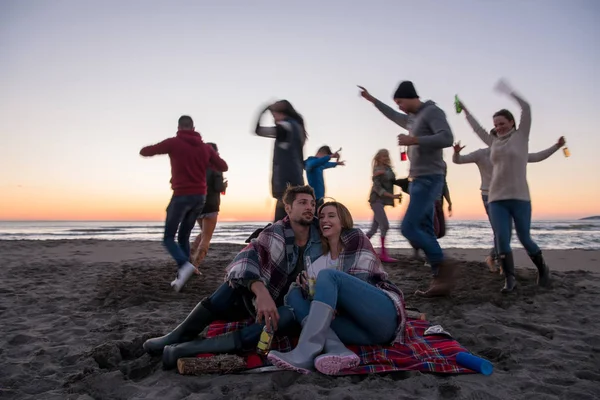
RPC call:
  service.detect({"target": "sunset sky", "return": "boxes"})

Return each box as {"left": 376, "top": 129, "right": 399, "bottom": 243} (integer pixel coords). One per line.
{"left": 1, "top": 0, "right": 599, "bottom": 222}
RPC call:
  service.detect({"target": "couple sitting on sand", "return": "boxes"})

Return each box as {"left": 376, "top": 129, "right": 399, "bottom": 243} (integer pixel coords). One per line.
{"left": 143, "top": 185, "right": 406, "bottom": 375}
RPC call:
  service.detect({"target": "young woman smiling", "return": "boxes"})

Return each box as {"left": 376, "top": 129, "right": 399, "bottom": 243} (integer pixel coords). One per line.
{"left": 267, "top": 201, "right": 406, "bottom": 375}
{"left": 459, "top": 79, "right": 551, "bottom": 293}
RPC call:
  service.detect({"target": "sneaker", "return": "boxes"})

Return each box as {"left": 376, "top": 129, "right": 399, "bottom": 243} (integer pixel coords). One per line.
{"left": 171, "top": 262, "right": 198, "bottom": 292}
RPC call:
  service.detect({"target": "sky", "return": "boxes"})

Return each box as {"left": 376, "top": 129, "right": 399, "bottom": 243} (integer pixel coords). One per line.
{"left": 1, "top": 0, "right": 599, "bottom": 222}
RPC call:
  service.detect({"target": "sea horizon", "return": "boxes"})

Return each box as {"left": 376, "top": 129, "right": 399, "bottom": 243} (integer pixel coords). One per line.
{"left": 1, "top": 219, "right": 599, "bottom": 250}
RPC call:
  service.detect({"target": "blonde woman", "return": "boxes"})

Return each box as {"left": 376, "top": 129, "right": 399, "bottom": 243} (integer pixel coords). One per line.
{"left": 366, "top": 149, "right": 402, "bottom": 262}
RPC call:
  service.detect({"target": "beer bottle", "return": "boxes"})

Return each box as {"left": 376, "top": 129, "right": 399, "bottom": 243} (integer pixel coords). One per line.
{"left": 256, "top": 325, "right": 274, "bottom": 355}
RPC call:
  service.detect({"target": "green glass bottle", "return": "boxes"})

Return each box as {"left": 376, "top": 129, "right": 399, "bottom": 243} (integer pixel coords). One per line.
{"left": 454, "top": 95, "right": 462, "bottom": 114}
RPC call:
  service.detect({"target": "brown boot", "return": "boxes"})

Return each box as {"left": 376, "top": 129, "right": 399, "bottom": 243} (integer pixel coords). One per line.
{"left": 415, "top": 259, "right": 456, "bottom": 297}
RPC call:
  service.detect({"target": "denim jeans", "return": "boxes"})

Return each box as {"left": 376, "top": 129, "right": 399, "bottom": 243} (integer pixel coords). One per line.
{"left": 163, "top": 194, "right": 206, "bottom": 267}
{"left": 482, "top": 195, "right": 498, "bottom": 259}
{"left": 401, "top": 174, "right": 445, "bottom": 265}
{"left": 205, "top": 282, "right": 297, "bottom": 350}
{"left": 489, "top": 199, "right": 540, "bottom": 255}
{"left": 285, "top": 269, "right": 397, "bottom": 345}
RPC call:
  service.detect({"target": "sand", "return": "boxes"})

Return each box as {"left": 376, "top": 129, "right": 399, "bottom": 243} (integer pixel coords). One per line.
{"left": 1, "top": 239, "right": 599, "bottom": 400}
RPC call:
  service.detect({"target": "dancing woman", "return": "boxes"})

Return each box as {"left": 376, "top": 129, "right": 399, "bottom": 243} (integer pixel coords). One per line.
{"left": 459, "top": 79, "right": 551, "bottom": 292}
{"left": 191, "top": 142, "right": 227, "bottom": 266}
{"left": 366, "top": 149, "right": 403, "bottom": 262}
{"left": 255, "top": 100, "right": 307, "bottom": 222}
{"left": 453, "top": 136, "right": 566, "bottom": 273}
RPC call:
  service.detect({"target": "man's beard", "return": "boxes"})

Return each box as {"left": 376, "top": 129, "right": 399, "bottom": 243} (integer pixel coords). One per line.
{"left": 293, "top": 214, "right": 313, "bottom": 226}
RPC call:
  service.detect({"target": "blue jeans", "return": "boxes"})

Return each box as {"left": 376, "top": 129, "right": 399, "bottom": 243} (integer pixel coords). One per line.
{"left": 285, "top": 269, "right": 397, "bottom": 345}
{"left": 205, "top": 282, "right": 297, "bottom": 349}
{"left": 482, "top": 195, "right": 498, "bottom": 259}
{"left": 489, "top": 199, "right": 540, "bottom": 255}
{"left": 163, "top": 194, "right": 206, "bottom": 267}
{"left": 401, "top": 174, "right": 445, "bottom": 265}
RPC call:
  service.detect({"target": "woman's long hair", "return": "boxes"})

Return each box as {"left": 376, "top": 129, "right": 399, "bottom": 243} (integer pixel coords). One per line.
{"left": 317, "top": 201, "right": 354, "bottom": 255}
{"left": 269, "top": 100, "right": 308, "bottom": 141}
{"left": 372, "top": 149, "right": 392, "bottom": 172}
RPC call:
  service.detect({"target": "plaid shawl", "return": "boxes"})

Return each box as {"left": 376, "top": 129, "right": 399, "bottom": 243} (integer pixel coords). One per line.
{"left": 204, "top": 318, "right": 473, "bottom": 375}
{"left": 225, "top": 217, "right": 322, "bottom": 303}
{"left": 336, "top": 228, "right": 407, "bottom": 344}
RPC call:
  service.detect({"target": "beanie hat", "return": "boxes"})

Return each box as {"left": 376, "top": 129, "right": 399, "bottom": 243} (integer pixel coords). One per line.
{"left": 393, "top": 81, "right": 419, "bottom": 99}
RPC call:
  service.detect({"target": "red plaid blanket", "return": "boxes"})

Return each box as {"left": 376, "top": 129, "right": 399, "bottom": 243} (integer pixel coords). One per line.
{"left": 203, "top": 318, "right": 474, "bottom": 375}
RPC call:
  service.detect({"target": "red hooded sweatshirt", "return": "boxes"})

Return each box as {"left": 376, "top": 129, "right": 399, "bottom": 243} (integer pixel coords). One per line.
{"left": 140, "top": 130, "right": 228, "bottom": 196}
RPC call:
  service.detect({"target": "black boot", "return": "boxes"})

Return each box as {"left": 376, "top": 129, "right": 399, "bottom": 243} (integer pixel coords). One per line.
{"left": 529, "top": 251, "right": 550, "bottom": 287}
{"left": 143, "top": 301, "right": 214, "bottom": 355}
{"left": 162, "top": 331, "right": 243, "bottom": 370}
{"left": 499, "top": 252, "right": 516, "bottom": 293}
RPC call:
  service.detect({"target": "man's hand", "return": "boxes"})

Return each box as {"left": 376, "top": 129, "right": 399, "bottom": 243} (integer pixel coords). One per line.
{"left": 357, "top": 85, "right": 375, "bottom": 103}
{"left": 251, "top": 281, "right": 280, "bottom": 330}
{"left": 398, "top": 134, "right": 418, "bottom": 146}
{"left": 453, "top": 142, "right": 465, "bottom": 153}
{"left": 448, "top": 203, "right": 453, "bottom": 217}
{"left": 331, "top": 151, "right": 341, "bottom": 159}
{"left": 557, "top": 136, "right": 566, "bottom": 147}
{"left": 337, "top": 160, "right": 346, "bottom": 166}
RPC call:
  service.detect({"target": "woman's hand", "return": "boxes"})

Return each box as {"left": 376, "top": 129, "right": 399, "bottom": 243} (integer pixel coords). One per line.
{"left": 494, "top": 78, "right": 513, "bottom": 95}
{"left": 557, "top": 136, "right": 566, "bottom": 147}
{"left": 453, "top": 142, "right": 465, "bottom": 153}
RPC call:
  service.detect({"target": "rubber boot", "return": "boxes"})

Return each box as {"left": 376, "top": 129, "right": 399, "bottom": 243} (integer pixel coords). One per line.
{"left": 314, "top": 329, "right": 360, "bottom": 375}
{"left": 143, "top": 301, "right": 214, "bottom": 355}
{"left": 529, "top": 251, "right": 551, "bottom": 287}
{"left": 267, "top": 301, "right": 334, "bottom": 374}
{"left": 379, "top": 236, "right": 397, "bottom": 263}
{"left": 162, "top": 331, "right": 243, "bottom": 370}
{"left": 499, "top": 252, "right": 517, "bottom": 293}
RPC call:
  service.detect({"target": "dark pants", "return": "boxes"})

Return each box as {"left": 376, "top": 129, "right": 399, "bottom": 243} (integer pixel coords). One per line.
{"left": 489, "top": 199, "right": 540, "bottom": 255}
{"left": 163, "top": 194, "right": 206, "bottom": 267}
{"left": 204, "top": 283, "right": 297, "bottom": 349}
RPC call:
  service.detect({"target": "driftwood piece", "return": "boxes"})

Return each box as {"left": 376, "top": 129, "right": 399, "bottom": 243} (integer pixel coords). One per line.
{"left": 177, "top": 355, "right": 247, "bottom": 375}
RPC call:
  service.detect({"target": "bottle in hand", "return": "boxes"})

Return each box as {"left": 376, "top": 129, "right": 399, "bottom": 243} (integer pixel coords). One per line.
{"left": 400, "top": 146, "right": 408, "bottom": 161}
{"left": 256, "top": 325, "right": 274, "bottom": 355}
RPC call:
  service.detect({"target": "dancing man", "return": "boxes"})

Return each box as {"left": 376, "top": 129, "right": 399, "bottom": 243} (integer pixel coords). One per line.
{"left": 359, "top": 81, "right": 455, "bottom": 296}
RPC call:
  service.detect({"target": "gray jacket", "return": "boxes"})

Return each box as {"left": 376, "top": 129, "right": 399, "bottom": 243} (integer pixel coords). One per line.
{"left": 374, "top": 99, "right": 453, "bottom": 177}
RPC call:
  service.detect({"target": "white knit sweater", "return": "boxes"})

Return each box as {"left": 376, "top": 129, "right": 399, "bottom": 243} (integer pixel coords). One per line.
{"left": 466, "top": 93, "right": 533, "bottom": 202}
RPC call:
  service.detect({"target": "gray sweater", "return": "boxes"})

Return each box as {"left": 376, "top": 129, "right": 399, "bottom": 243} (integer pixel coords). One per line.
{"left": 374, "top": 99, "right": 453, "bottom": 177}
{"left": 452, "top": 144, "right": 560, "bottom": 195}
{"left": 466, "top": 92, "right": 533, "bottom": 202}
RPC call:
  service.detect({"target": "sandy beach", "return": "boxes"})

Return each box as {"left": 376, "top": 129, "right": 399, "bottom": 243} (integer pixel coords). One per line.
{"left": 1, "top": 239, "right": 599, "bottom": 400}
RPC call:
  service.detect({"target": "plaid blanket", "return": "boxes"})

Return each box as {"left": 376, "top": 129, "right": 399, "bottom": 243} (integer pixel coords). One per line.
{"left": 203, "top": 318, "right": 473, "bottom": 375}
{"left": 225, "top": 216, "right": 322, "bottom": 304}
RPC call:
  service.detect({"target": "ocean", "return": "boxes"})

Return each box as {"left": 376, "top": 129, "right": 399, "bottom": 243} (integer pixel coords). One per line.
{"left": 0, "top": 219, "right": 598, "bottom": 250}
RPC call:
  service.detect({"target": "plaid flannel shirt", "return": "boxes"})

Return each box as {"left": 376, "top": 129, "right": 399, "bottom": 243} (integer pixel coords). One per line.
{"left": 225, "top": 216, "right": 323, "bottom": 305}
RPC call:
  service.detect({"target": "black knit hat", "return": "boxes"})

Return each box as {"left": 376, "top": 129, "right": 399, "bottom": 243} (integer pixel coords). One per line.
{"left": 393, "top": 81, "right": 419, "bottom": 99}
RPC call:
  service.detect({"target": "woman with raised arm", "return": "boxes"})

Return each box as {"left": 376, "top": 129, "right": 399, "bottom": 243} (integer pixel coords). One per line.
{"left": 452, "top": 136, "right": 566, "bottom": 273}
{"left": 366, "top": 149, "right": 403, "bottom": 262}
{"left": 458, "top": 79, "right": 551, "bottom": 293}
{"left": 254, "top": 100, "right": 307, "bottom": 222}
